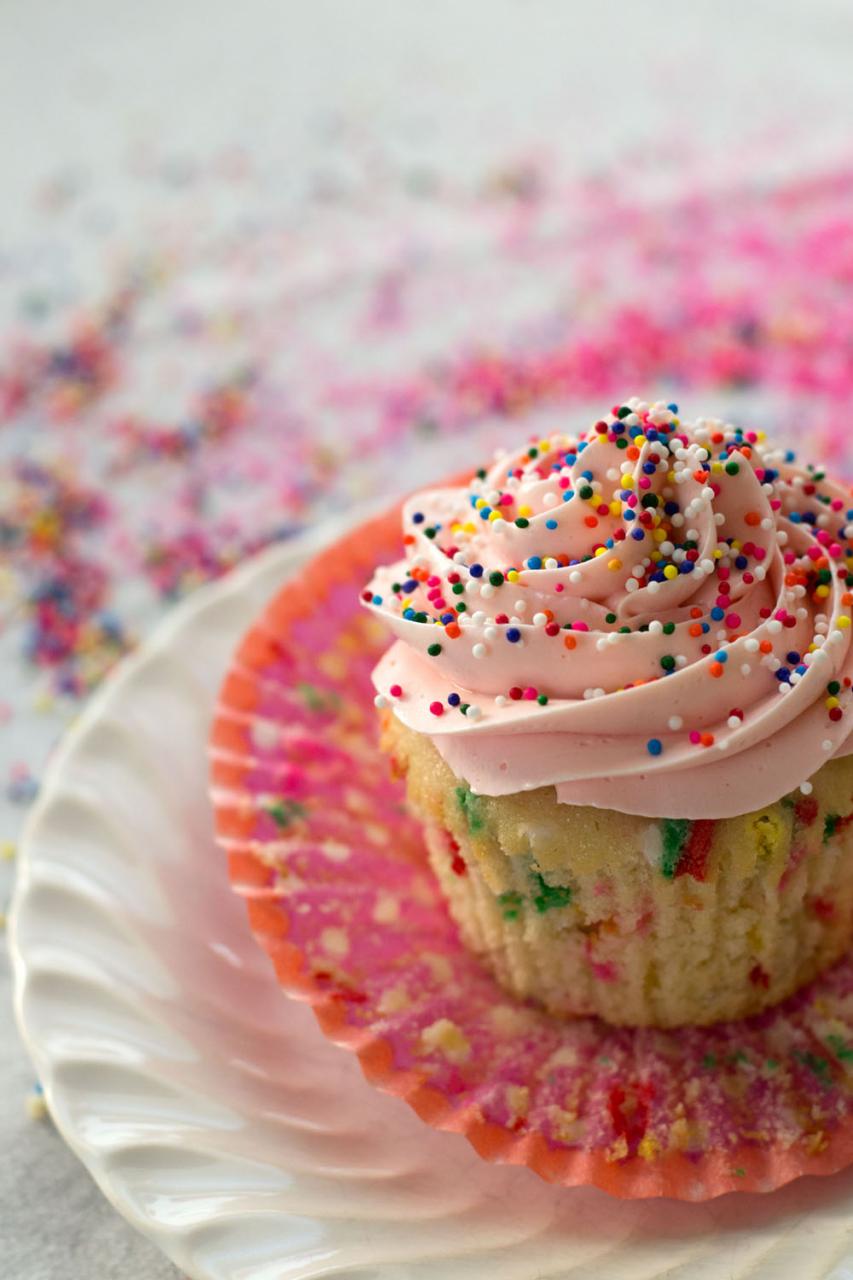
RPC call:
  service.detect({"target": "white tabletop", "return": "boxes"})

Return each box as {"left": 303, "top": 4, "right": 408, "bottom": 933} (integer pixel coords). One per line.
{"left": 5, "top": 1, "right": 853, "bottom": 1275}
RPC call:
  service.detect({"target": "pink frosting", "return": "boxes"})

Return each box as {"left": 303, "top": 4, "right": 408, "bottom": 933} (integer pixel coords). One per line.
{"left": 363, "top": 400, "right": 853, "bottom": 818}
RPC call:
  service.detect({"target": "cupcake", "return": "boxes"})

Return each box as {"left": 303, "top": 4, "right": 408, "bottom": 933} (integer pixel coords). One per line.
{"left": 362, "top": 399, "right": 853, "bottom": 1028}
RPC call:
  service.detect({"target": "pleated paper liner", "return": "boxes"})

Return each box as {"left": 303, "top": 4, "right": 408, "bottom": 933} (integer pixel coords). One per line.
{"left": 210, "top": 504, "right": 853, "bottom": 1200}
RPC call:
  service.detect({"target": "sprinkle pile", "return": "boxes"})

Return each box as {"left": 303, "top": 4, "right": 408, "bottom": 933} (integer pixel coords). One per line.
{"left": 5, "top": 147, "right": 853, "bottom": 849}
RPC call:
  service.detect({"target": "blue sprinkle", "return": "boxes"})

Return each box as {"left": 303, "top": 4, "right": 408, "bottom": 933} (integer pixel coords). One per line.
{"left": 545, "top": 519, "right": 558, "bottom": 530}
{"left": 667, "top": 402, "right": 679, "bottom": 412}
{"left": 647, "top": 738, "right": 664, "bottom": 756}
{"left": 371, "top": 594, "right": 383, "bottom": 605}
{"left": 403, "top": 608, "right": 416, "bottom": 620}
{"left": 403, "top": 578, "right": 417, "bottom": 593}
{"left": 480, "top": 507, "right": 492, "bottom": 520}
{"left": 631, "top": 528, "right": 645, "bottom": 540}
{"left": 735, "top": 555, "right": 748, "bottom": 569}
{"left": 715, "top": 650, "right": 728, "bottom": 663}
{"left": 448, "top": 692, "right": 461, "bottom": 706}
{"left": 506, "top": 627, "right": 521, "bottom": 643}
{"left": 527, "top": 556, "right": 543, "bottom": 569}
{"left": 711, "top": 606, "right": 725, "bottom": 621}
{"left": 679, "top": 560, "right": 695, "bottom": 574}
{"left": 469, "top": 564, "right": 484, "bottom": 578}
{"left": 412, "top": 512, "right": 425, "bottom": 524}
{"left": 775, "top": 668, "right": 792, "bottom": 683}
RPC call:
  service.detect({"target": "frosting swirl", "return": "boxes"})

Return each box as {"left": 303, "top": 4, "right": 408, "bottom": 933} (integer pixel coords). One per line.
{"left": 363, "top": 399, "right": 853, "bottom": 818}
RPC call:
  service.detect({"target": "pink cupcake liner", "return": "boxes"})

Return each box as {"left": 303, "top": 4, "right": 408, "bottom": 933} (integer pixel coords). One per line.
{"left": 210, "top": 503, "right": 853, "bottom": 1200}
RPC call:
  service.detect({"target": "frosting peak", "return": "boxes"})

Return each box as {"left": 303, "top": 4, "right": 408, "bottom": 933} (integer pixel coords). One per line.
{"left": 363, "top": 399, "right": 853, "bottom": 818}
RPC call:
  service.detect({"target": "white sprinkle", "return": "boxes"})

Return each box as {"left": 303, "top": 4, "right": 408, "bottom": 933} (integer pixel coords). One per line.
{"left": 480, "top": 584, "right": 496, "bottom": 599}
{"left": 465, "top": 705, "right": 482, "bottom": 721}
{"left": 800, "top": 781, "right": 814, "bottom": 796}
{"left": 543, "top": 492, "right": 558, "bottom": 508}
{"left": 569, "top": 570, "right": 583, "bottom": 584}
{"left": 767, "top": 620, "right": 783, "bottom": 634}
{"left": 668, "top": 715, "right": 683, "bottom": 731}
{"left": 483, "top": 626, "right": 497, "bottom": 641}
{"left": 823, "top": 739, "right": 834, "bottom": 752}
{"left": 727, "top": 715, "right": 742, "bottom": 729}
{"left": 374, "top": 694, "right": 389, "bottom": 709}
{"left": 533, "top": 612, "right": 548, "bottom": 626}
{"left": 745, "top": 638, "right": 760, "bottom": 653}
{"left": 741, "top": 664, "right": 753, "bottom": 677}
{"left": 495, "top": 695, "right": 508, "bottom": 707}
{"left": 514, "top": 600, "right": 528, "bottom": 613}
{"left": 472, "top": 643, "right": 487, "bottom": 659}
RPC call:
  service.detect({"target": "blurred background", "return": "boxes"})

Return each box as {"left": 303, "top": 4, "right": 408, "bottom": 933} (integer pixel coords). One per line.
{"left": 4, "top": 0, "right": 853, "bottom": 1273}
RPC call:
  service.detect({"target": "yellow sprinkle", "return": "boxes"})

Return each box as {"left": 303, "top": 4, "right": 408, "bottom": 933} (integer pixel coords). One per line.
{"left": 488, "top": 510, "right": 503, "bottom": 522}
{"left": 594, "top": 546, "right": 607, "bottom": 557}
{"left": 506, "top": 570, "right": 520, "bottom": 583}
{"left": 0, "top": 841, "right": 15, "bottom": 861}
{"left": 815, "top": 586, "right": 830, "bottom": 599}
{"left": 609, "top": 501, "right": 622, "bottom": 518}
{"left": 607, "top": 558, "right": 622, "bottom": 571}
{"left": 713, "top": 549, "right": 724, "bottom": 559}
{"left": 518, "top": 505, "right": 532, "bottom": 517}
{"left": 839, "top": 617, "right": 851, "bottom": 629}
{"left": 827, "top": 697, "right": 841, "bottom": 710}
{"left": 731, "top": 539, "right": 742, "bottom": 551}
{"left": 664, "top": 565, "right": 679, "bottom": 580}
{"left": 621, "top": 475, "right": 634, "bottom": 488}
{"left": 653, "top": 528, "right": 667, "bottom": 542}
{"left": 463, "top": 522, "right": 476, "bottom": 534}
{"left": 538, "top": 439, "right": 551, "bottom": 452}
{"left": 650, "top": 551, "right": 662, "bottom": 563}
{"left": 474, "top": 498, "right": 487, "bottom": 510}
{"left": 711, "top": 461, "right": 724, "bottom": 473}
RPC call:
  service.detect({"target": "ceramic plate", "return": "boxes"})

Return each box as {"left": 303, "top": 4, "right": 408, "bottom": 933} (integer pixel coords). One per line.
{"left": 10, "top": 523, "right": 853, "bottom": 1279}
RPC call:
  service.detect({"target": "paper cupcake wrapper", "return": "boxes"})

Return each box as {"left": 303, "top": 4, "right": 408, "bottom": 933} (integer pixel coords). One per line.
{"left": 211, "top": 505, "right": 853, "bottom": 1200}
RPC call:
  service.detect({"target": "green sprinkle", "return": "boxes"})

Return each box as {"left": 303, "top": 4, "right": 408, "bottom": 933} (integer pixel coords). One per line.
{"left": 537, "top": 694, "right": 548, "bottom": 705}
{"left": 488, "top": 571, "right": 504, "bottom": 587}
{"left": 455, "top": 602, "right": 467, "bottom": 612}
{"left": 660, "top": 654, "right": 676, "bottom": 672}
{"left": 451, "top": 582, "right": 465, "bottom": 595}
{"left": 424, "top": 527, "right": 437, "bottom": 539}
{"left": 532, "top": 873, "right": 572, "bottom": 913}
{"left": 427, "top": 642, "right": 442, "bottom": 656}
{"left": 296, "top": 681, "right": 336, "bottom": 713}
{"left": 725, "top": 460, "right": 740, "bottom": 475}
{"left": 701, "top": 1053, "right": 717, "bottom": 1069}
{"left": 730, "top": 1167, "right": 746, "bottom": 1179}
{"left": 794, "top": 1050, "right": 832, "bottom": 1084}
{"left": 456, "top": 784, "right": 487, "bottom": 833}
{"left": 579, "top": 485, "right": 594, "bottom": 500}
{"left": 828, "top": 680, "right": 842, "bottom": 696}
{"left": 660, "top": 817, "right": 691, "bottom": 878}
{"left": 265, "top": 799, "right": 307, "bottom": 830}
{"left": 824, "top": 814, "right": 840, "bottom": 843}
{"left": 605, "top": 612, "right": 617, "bottom": 624}
{"left": 662, "top": 621, "right": 676, "bottom": 636}
{"left": 515, "top": 517, "right": 529, "bottom": 528}
{"left": 828, "top": 1034, "right": 853, "bottom": 1062}
{"left": 497, "top": 890, "right": 523, "bottom": 920}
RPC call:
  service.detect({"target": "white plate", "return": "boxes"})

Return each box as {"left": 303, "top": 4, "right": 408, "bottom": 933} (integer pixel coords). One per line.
{"left": 10, "top": 525, "right": 853, "bottom": 1280}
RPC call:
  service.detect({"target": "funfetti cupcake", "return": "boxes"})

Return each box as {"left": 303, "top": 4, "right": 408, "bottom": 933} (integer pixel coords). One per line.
{"left": 361, "top": 398, "right": 853, "bottom": 1029}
